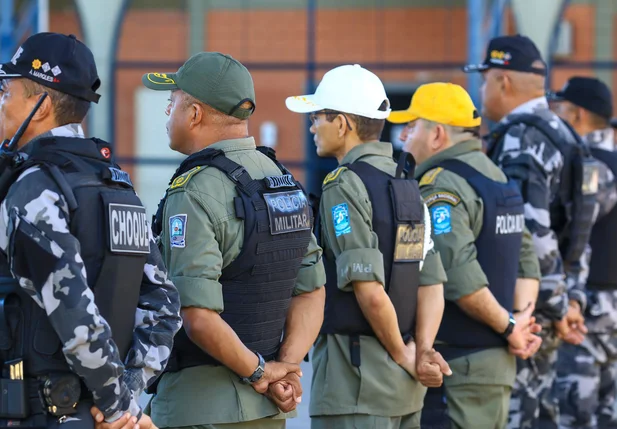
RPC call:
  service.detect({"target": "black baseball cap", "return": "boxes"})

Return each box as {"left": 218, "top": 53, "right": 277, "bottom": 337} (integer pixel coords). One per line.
{"left": 463, "top": 34, "right": 546, "bottom": 76}
{"left": 548, "top": 77, "right": 613, "bottom": 119}
{"left": 0, "top": 32, "right": 101, "bottom": 103}
{"left": 142, "top": 52, "right": 256, "bottom": 120}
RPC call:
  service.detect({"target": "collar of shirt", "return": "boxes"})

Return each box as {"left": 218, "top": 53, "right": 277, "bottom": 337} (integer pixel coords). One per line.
{"left": 339, "top": 141, "right": 393, "bottom": 165}
{"left": 21, "top": 123, "right": 85, "bottom": 155}
{"left": 584, "top": 128, "right": 615, "bottom": 151}
{"left": 208, "top": 137, "right": 256, "bottom": 153}
{"left": 415, "top": 139, "right": 482, "bottom": 179}
{"left": 501, "top": 96, "right": 549, "bottom": 123}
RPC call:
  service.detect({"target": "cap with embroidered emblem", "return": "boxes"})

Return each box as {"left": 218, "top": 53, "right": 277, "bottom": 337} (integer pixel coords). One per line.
{"left": 0, "top": 32, "right": 101, "bottom": 103}
{"left": 462, "top": 34, "right": 546, "bottom": 76}
{"left": 387, "top": 82, "right": 481, "bottom": 127}
{"left": 142, "top": 52, "right": 256, "bottom": 120}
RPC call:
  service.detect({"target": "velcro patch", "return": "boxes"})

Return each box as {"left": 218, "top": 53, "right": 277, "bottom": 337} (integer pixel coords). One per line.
{"left": 265, "top": 174, "right": 296, "bottom": 189}
{"left": 424, "top": 191, "right": 461, "bottom": 207}
{"left": 170, "top": 166, "right": 201, "bottom": 189}
{"left": 323, "top": 167, "right": 348, "bottom": 186}
{"left": 263, "top": 190, "right": 312, "bottom": 235}
{"left": 108, "top": 203, "right": 150, "bottom": 254}
{"left": 169, "top": 214, "right": 187, "bottom": 248}
{"left": 108, "top": 167, "right": 133, "bottom": 187}
{"left": 394, "top": 223, "right": 425, "bottom": 262}
{"left": 419, "top": 167, "right": 443, "bottom": 187}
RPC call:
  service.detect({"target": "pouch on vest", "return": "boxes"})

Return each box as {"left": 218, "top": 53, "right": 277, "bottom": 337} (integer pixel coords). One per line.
{"left": 488, "top": 113, "right": 599, "bottom": 267}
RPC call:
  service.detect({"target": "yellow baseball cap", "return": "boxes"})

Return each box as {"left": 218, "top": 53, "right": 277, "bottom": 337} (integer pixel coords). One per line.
{"left": 387, "top": 82, "right": 481, "bottom": 127}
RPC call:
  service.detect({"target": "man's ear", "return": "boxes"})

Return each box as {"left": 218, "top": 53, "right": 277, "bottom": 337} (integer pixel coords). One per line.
{"left": 30, "top": 93, "right": 53, "bottom": 123}
{"left": 189, "top": 103, "right": 204, "bottom": 129}
{"left": 430, "top": 123, "right": 444, "bottom": 150}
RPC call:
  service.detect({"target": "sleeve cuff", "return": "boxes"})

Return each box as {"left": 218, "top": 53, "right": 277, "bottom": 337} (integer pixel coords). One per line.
{"left": 419, "top": 250, "right": 447, "bottom": 286}
{"left": 294, "top": 259, "right": 326, "bottom": 295}
{"left": 518, "top": 261, "right": 541, "bottom": 280}
{"left": 568, "top": 289, "right": 587, "bottom": 314}
{"left": 443, "top": 260, "right": 488, "bottom": 301}
{"left": 172, "top": 276, "right": 224, "bottom": 312}
{"left": 123, "top": 369, "right": 145, "bottom": 398}
{"left": 336, "top": 248, "right": 385, "bottom": 290}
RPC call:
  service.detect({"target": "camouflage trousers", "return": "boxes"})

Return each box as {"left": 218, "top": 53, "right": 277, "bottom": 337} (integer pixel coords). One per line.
{"left": 556, "top": 335, "right": 617, "bottom": 429}
{"left": 508, "top": 349, "right": 559, "bottom": 429}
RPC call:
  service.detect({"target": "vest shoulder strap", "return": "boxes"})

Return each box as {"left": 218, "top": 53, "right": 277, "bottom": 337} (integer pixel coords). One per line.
{"left": 435, "top": 159, "right": 483, "bottom": 179}
{"left": 492, "top": 113, "right": 581, "bottom": 156}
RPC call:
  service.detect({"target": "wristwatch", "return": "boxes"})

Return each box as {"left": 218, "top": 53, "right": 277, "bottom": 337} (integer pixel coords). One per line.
{"left": 240, "top": 352, "right": 265, "bottom": 384}
{"left": 502, "top": 312, "right": 516, "bottom": 338}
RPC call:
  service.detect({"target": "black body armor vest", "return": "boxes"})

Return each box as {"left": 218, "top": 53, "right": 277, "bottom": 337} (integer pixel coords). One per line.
{"left": 488, "top": 114, "right": 599, "bottom": 268}
{"left": 0, "top": 137, "right": 147, "bottom": 378}
{"left": 432, "top": 160, "right": 524, "bottom": 358}
{"left": 319, "top": 154, "right": 424, "bottom": 340}
{"left": 155, "top": 147, "right": 313, "bottom": 371}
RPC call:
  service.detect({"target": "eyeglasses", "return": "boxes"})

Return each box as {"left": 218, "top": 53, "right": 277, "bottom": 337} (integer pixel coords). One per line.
{"left": 309, "top": 109, "right": 353, "bottom": 131}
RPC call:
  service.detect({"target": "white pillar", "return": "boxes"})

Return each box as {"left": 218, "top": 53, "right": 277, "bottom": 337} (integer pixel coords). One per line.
{"left": 74, "top": 0, "right": 126, "bottom": 142}
{"left": 510, "top": 0, "right": 566, "bottom": 62}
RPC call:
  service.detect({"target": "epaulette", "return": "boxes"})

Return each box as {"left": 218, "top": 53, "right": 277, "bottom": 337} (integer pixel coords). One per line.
{"left": 419, "top": 167, "right": 443, "bottom": 187}
{"left": 170, "top": 166, "right": 203, "bottom": 189}
{"left": 322, "top": 166, "right": 348, "bottom": 186}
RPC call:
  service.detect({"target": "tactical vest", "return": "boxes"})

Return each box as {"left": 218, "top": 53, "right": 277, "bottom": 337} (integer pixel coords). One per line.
{"left": 0, "top": 137, "right": 147, "bottom": 377}
{"left": 155, "top": 147, "right": 313, "bottom": 371}
{"left": 587, "top": 147, "right": 617, "bottom": 290}
{"left": 430, "top": 160, "right": 524, "bottom": 355}
{"left": 488, "top": 113, "right": 599, "bottom": 268}
{"left": 319, "top": 153, "right": 424, "bottom": 344}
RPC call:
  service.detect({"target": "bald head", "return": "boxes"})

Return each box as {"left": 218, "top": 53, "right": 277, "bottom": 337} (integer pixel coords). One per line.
{"left": 507, "top": 60, "right": 546, "bottom": 95}
{"left": 480, "top": 61, "right": 547, "bottom": 122}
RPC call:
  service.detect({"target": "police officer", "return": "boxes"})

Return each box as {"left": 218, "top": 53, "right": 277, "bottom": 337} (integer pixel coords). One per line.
{"left": 286, "top": 64, "right": 450, "bottom": 429}
{"left": 551, "top": 76, "right": 617, "bottom": 429}
{"left": 0, "top": 32, "right": 182, "bottom": 429}
{"left": 141, "top": 52, "right": 326, "bottom": 429}
{"left": 464, "top": 34, "right": 587, "bottom": 429}
{"left": 388, "top": 82, "right": 542, "bottom": 429}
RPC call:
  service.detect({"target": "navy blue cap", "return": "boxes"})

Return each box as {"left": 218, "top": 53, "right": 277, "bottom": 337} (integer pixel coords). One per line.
{"left": 0, "top": 32, "right": 101, "bottom": 103}
{"left": 548, "top": 77, "right": 613, "bottom": 119}
{"left": 463, "top": 34, "right": 546, "bottom": 76}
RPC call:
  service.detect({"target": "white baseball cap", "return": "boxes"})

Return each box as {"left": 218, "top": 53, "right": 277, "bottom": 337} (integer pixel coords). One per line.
{"left": 285, "top": 64, "right": 391, "bottom": 120}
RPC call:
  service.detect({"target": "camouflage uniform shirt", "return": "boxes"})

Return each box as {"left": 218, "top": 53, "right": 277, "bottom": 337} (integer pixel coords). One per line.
{"left": 0, "top": 124, "right": 182, "bottom": 422}
{"left": 583, "top": 128, "right": 617, "bottom": 347}
{"left": 490, "top": 96, "right": 575, "bottom": 323}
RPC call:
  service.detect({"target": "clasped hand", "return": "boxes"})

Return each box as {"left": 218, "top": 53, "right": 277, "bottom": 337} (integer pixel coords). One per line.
{"left": 507, "top": 303, "right": 543, "bottom": 359}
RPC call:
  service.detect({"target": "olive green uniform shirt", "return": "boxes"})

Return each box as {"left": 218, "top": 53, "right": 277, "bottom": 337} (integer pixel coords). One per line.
{"left": 415, "top": 139, "right": 541, "bottom": 388}
{"left": 310, "top": 142, "right": 448, "bottom": 418}
{"left": 151, "top": 137, "right": 326, "bottom": 427}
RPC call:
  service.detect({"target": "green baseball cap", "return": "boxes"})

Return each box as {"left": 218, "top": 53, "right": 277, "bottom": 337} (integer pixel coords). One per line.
{"left": 142, "top": 52, "right": 255, "bottom": 120}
